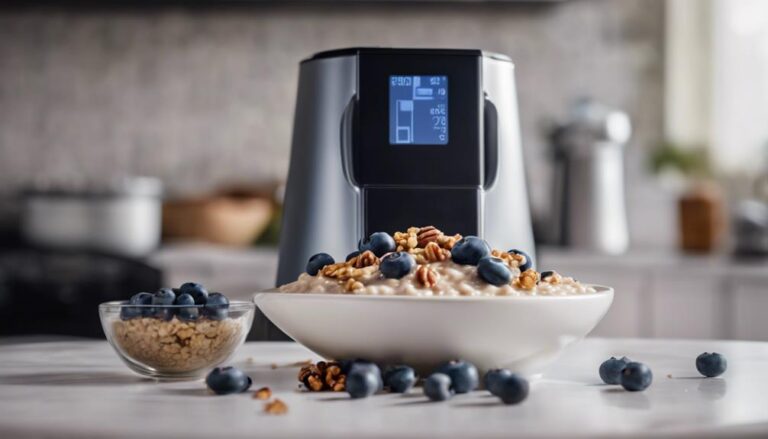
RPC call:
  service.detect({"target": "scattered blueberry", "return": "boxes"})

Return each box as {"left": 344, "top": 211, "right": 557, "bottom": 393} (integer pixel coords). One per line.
{"left": 484, "top": 368, "right": 513, "bottom": 396}
{"left": 204, "top": 292, "right": 230, "bottom": 320}
{"left": 347, "top": 361, "right": 383, "bottom": 392}
{"left": 508, "top": 249, "right": 533, "bottom": 271}
{"left": 346, "top": 367, "right": 380, "bottom": 399}
{"left": 620, "top": 362, "right": 653, "bottom": 391}
{"left": 450, "top": 236, "right": 491, "bottom": 266}
{"left": 540, "top": 271, "right": 555, "bottom": 280}
{"left": 424, "top": 373, "right": 453, "bottom": 401}
{"left": 477, "top": 257, "right": 512, "bottom": 286}
{"left": 436, "top": 360, "right": 479, "bottom": 394}
{"left": 152, "top": 288, "right": 176, "bottom": 321}
{"left": 380, "top": 252, "right": 416, "bottom": 279}
{"left": 496, "top": 374, "right": 529, "bottom": 405}
{"left": 383, "top": 365, "right": 417, "bottom": 393}
{"left": 206, "top": 367, "right": 252, "bottom": 395}
{"left": 346, "top": 250, "right": 360, "bottom": 262}
{"left": 179, "top": 282, "right": 209, "bottom": 305}
{"left": 120, "top": 292, "right": 152, "bottom": 320}
{"left": 599, "top": 356, "right": 631, "bottom": 385}
{"left": 358, "top": 232, "right": 396, "bottom": 257}
{"left": 306, "top": 253, "right": 334, "bottom": 276}
{"left": 696, "top": 352, "right": 727, "bottom": 378}
{"left": 174, "top": 293, "right": 199, "bottom": 321}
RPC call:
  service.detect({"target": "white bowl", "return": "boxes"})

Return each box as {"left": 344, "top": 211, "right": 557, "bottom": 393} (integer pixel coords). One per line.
{"left": 254, "top": 286, "right": 613, "bottom": 376}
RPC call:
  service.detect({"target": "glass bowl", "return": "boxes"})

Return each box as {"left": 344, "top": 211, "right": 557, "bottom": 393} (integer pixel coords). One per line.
{"left": 99, "top": 301, "right": 254, "bottom": 380}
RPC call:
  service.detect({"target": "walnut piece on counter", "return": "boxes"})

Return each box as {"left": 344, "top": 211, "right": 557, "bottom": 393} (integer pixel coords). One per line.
{"left": 298, "top": 361, "right": 346, "bottom": 392}
{"left": 253, "top": 387, "right": 272, "bottom": 400}
{"left": 264, "top": 399, "right": 288, "bottom": 415}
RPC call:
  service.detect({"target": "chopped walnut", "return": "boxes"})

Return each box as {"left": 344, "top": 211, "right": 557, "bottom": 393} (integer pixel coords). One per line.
{"left": 491, "top": 249, "right": 523, "bottom": 269}
{"left": 298, "top": 361, "right": 347, "bottom": 392}
{"left": 253, "top": 387, "right": 272, "bottom": 400}
{"left": 514, "top": 269, "right": 539, "bottom": 290}
{"left": 264, "top": 399, "right": 288, "bottom": 415}
{"left": 351, "top": 250, "right": 379, "bottom": 268}
{"left": 416, "top": 265, "right": 439, "bottom": 288}
{"left": 424, "top": 242, "right": 450, "bottom": 262}
{"left": 437, "top": 233, "right": 462, "bottom": 250}
{"left": 417, "top": 226, "right": 443, "bottom": 247}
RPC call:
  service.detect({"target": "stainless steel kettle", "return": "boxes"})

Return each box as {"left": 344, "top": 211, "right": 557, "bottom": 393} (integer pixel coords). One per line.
{"left": 547, "top": 99, "right": 631, "bottom": 254}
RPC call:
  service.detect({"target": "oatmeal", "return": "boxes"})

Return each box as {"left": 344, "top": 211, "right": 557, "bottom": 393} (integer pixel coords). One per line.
{"left": 280, "top": 226, "right": 597, "bottom": 297}
{"left": 111, "top": 315, "right": 248, "bottom": 373}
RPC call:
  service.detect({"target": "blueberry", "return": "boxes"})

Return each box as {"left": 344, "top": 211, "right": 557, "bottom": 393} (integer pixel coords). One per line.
{"left": 346, "top": 368, "right": 380, "bottom": 399}
{"left": 450, "top": 236, "right": 491, "bottom": 266}
{"left": 620, "top": 362, "right": 653, "bottom": 391}
{"left": 120, "top": 292, "right": 152, "bottom": 320}
{"left": 204, "top": 292, "right": 230, "bottom": 320}
{"left": 151, "top": 288, "right": 176, "bottom": 321}
{"left": 477, "top": 257, "right": 512, "bottom": 286}
{"left": 174, "top": 293, "right": 199, "bottom": 322}
{"left": 484, "top": 368, "right": 513, "bottom": 396}
{"left": 435, "top": 360, "right": 479, "bottom": 394}
{"left": 346, "top": 250, "right": 360, "bottom": 262}
{"left": 306, "top": 253, "right": 334, "bottom": 276}
{"left": 358, "top": 232, "right": 396, "bottom": 257}
{"left": 383, "top": 365, "right": 417, "bottom": 393}
{"left": 696, "top": 352, "right": 727, "bottom": 378}
{"left": 205, "top": 366, "right": 252, "bottom": 395}
{"left": 345, "top": 361, "right": 383, "bottom": 392}
{"left": 380, "top": 252, "right": 416, "bottom": 279}
{"left": 424, "top": 373, "right": 453, "bottom": 401}
{"left": 495, "top": 374, "right": 529, "bottom": 405}
{"left": 540, "top": 270, "right": 555, "bottom": 280}
{"left": 179, "top": 282, "right": 209, "bottom": 305}
{"left": 599, "top": 356, "right": 631, "bottom": 385}
{"left": 508, "top": 249, "right": 533, "bottom": 271}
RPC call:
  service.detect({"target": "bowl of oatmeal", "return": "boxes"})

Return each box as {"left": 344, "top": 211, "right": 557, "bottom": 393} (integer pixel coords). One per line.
{"left": 99, "top": 299, "right": 254, "bottom": 380}
{"left": 255, "top": 226, "right": 613, "bottom": 376}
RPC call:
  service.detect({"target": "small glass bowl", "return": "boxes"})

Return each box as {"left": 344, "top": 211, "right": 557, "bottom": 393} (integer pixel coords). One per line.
{"left": 99, "top": 301, "right": 254, "bottom": 380}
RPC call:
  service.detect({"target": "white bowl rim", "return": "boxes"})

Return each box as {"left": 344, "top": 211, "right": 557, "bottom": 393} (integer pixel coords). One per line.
{"left": 254, "top": 284, "right": 613, "bottom": 303}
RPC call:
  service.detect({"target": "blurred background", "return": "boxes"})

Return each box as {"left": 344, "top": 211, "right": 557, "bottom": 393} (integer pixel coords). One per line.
{"left": 1, "top": 0, "right": 767, "bottom": 341}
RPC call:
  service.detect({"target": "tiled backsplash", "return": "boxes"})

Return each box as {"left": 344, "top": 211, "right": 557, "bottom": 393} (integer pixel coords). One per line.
{"left": 0, "top": 1, "right": 669, "bottom": 245}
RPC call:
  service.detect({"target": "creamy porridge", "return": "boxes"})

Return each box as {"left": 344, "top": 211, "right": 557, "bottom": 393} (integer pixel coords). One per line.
{"left": 279, "top": 226, "right": 597, "bottom": 297}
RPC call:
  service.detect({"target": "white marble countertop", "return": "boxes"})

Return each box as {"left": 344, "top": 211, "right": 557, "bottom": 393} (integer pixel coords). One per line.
{"left": 1, "top": 338, "right": 767, "bottom": 438}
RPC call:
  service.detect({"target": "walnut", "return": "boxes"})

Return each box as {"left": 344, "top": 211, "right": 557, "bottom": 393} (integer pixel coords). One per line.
{"left": 264, "top": 399, "right": 288, "bottom": 415}
{"left": 514, "top": 269, "right": 539, "bottom": 290}
{"left": 298, "top": 361, "right": 346, "bottom": 392}
{"left": 394, "top": 228, "right": 420, "bottom": 251}
{"left": 491, "top": 249, "right": 522, "bottom": 269}
{"left": 424, "top": 242, "right": 450, "bottom": 262}
{"left": 344, "top": 278, "right": 365, "bottom": 293}
{"left": 351, "top": 250, "right": 378, "bottom": 268}
{"left": 417, "top": 226, "right": 443, "bottom": 247}
{"left": 541, "top": 271, "right": 562, "bottom": 284}
{"left": 416, "top": 265, "right": 439, "bottom": 288}
{"left": 253, "top": 387, "right": 272, "bottom": 400}
{"left": 437, "top": 233, "right": 462, "bottom": 250}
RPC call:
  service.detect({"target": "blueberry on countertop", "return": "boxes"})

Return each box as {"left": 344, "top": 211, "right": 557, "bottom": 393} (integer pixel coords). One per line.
{"left": 346, "top": 367, "right": 380, "bottom": 399}
{"left": 175, "top": 293, "right": 199, "bottom": 322}
{"left": 358, "top": 232, "right": 396, "bottom": 257}
{"left": 120, "top": 292, "right": 152, "bottom": 320}
{"left": 436, "top": 360, "right": 479, "bottom": 394}
{"left": 477, "top": 257, "right": 512, "bottom": 286}
{"left": 620, "top": 362, "right": 653, "bottom": 391}
{"left": 179, "top": 282, "right": 209, "bottom": 305}
{"left": 152, "top": 288, "right": 176, "bottom": 321}
{"left": 206, "top": 367, "right": 252, "bottom": 395}
{"left": 380, "top": 252, "right": 416, "bottom": 279}
{"left": 495, "top": 374, "right": 529, "bottom": 405}
{"left": 383, "top": 365, "right": 417, "bottom": 393}
{"left": 346, "top": 250, "right": 360, "bottom": 262}
{"left": 484, "top": 368, "right": 513, "bottom": 396}
{"left": 306, "top": 253, "right": 335, "bottom": 276}
{"left": 343, "top": 360, "right": 383, "bottom": 392}
{"left": 696, "top": 352, "right": 727, "bottom": 378}
{"left": 599, "top": 356, "right": 631, "bottom": 385}
{"left": 450, "top": 236, "right": 491, "bottom": 266}
{"left": 507, "top": 249, "right": 533, "bottom": 272}
{"left": 424, "top": 373, "right": 453, "bottom": 401}
{"left": 204, "top": 292, "right": 230, "bottom": 320}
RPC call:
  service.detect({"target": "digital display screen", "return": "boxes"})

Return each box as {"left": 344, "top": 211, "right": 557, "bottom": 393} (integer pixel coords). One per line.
{"left": 389, "top": 75, "right": 448, "bottom": 145}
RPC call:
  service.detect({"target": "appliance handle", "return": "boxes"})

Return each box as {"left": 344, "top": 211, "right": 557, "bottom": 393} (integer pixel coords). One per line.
{"left": 340, "top": 96, "right": 359, "bottom": 188}
{"left": 483, "top": 97, "right": 499, "bottom": 189}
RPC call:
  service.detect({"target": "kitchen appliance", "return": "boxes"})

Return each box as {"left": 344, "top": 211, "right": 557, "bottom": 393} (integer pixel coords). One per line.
{"left": 548, "top": 99, "right": 631, "bottom": 254}
{"left": 277, "top": 47, "right": 535, "bottom": 289}
{"left": 20, "top": 177, "right": 162, "bottom": 258}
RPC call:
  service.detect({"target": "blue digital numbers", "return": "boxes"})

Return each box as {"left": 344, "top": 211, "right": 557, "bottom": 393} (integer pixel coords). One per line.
{"left": 389, "top": 75, "right": 448, "bottom": 145}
